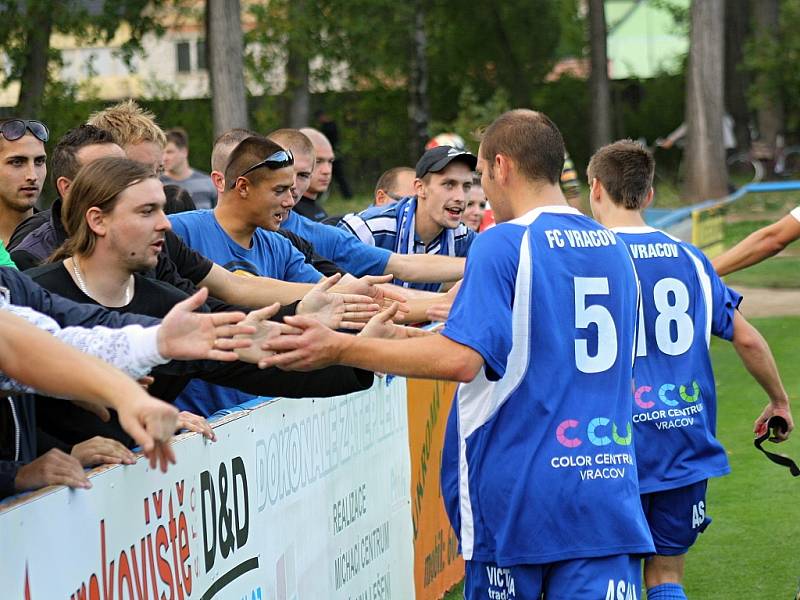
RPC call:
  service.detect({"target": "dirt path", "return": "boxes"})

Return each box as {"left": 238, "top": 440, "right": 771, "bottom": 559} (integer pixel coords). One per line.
{"left": 736, "top": 286, "right": 800, "bottom": 318}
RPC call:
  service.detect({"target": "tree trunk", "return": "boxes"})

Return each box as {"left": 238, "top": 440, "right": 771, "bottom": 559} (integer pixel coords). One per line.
{"left": 588, "top": 0, "right": 612, "bottom": 150}
{"left": 752, "top": 0, "right": 783, "bottom": 155}
{"left": 207, "top": 0, "right": 249, "bottom": 136}
{"left": 286, "top": 55, "right": 310, "bottom": 128}
{"left": 16, "top": 1, "right": 52, "bottom": 117}
{"left": 286, "top": 0, "right": 310, "bottom": 128}
{"left": 725, "top": 0, "right": 751, "bottom": 151}
{"left": 684, "top": 0, "right": 728, "bottom": 201}
{"left": 408, "top": 0, "right": 429, "bottom": 162}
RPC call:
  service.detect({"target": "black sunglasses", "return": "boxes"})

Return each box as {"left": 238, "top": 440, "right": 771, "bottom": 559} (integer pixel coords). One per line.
{"left": 0, "top": 119, "right": 49, "bottom": 143}
{"left": 230, "top": 149, "right": 294, "bottom": 189}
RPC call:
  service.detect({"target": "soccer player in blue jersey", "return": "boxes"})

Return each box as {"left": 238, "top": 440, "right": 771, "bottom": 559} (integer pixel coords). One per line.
{"left": 587, "top": 140, "right": 794, "bottom": 600}
{"left": 260, "top": 110, "right": 655, "bottom": 599}
{"left": 338, "top": 145, "right": 477, "bottom": 291}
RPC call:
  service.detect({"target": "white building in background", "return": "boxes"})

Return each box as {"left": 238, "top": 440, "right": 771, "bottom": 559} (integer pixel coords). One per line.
{"left": 0, "top": 4, "right": 289, "bottom": 107}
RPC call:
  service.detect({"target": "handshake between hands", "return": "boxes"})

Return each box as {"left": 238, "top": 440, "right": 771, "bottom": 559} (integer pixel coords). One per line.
{"left": 37, "top": 274, "right": 418, "bottom": 490}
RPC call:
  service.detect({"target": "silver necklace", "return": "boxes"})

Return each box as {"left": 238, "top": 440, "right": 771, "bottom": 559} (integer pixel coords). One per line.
{"left": 70, "top": 257, "right": 132, "bottom": 305}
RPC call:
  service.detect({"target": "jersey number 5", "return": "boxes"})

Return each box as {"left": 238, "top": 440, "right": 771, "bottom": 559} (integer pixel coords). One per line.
{"left": 574, "top": 277, "right": 618, "bottom": 374}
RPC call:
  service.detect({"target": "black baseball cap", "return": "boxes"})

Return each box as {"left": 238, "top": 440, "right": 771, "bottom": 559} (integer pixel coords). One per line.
{"left": 415, "top": 145, "right": 477, "bottom": 178}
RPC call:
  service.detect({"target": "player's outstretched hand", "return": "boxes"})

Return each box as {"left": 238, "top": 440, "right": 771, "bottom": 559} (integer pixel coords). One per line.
{"left": 258, "top": 315, "right": 346, "bottom": 371}
{"left": 297, "top": 273, "right": 380, "bottom": 330}
{"left": 116, "top": 392, "right": 179, "bottom": 473}
{"left": 333, "top": 273, "right": 410, "bottom": 313}
{"left": 425, "top": 281, "right": 461, "bottom": 323}
{"left": 754, "top": 403, "right": 794, "bottom": 442}
{"left": 158, "top": 288, "right": 255, "bottom": 361}
{"left": 359, "top": 303, "right": 435, "bottom": 340}
{"left": 234, "top": 302, "right": 301, "bottom": 365}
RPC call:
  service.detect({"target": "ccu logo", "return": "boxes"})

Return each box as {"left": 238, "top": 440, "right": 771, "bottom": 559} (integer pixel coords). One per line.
{"left": 634, "top": 381, "right": 700, "bottom": 409}
{"left": 555, "top": 418, "right": 632, "bottom": 448}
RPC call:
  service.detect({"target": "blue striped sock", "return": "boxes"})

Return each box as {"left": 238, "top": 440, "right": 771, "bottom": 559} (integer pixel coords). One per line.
{"left": 647, "top": 583, "right": 688, "bottom": 600}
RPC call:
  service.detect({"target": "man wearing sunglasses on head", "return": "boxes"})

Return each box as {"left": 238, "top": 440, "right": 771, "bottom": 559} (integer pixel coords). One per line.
{"left": 0, "top": 119, "right": 48, "bottom": 244}
{"left": 168, "top": 136, "right": 379, "bottom": 414}
{"left": 170, "top": 137, "right": 325, "bottom": 286}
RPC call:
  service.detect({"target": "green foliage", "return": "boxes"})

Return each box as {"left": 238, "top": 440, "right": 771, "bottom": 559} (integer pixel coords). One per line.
{"left": 531, "top": 75, "right": 591, "bottom": 170}
{"left": 246, "top": 0, "right": 411, "bottom": 99}
{"left": 142, "top": 98, "right": 214, "bottom": 172}
{"left": 555, "top": 0, "right": 587, "bottom": 59}
{"left": 428, "top": 74, "right": 686, "bottom": 180}
{"left": 429, "top": 85, "right": 512, "bottom": 154}
{"left": 618, "top": 73, "right": 684, "bottom": 147}
{"left": 744, "top": 0, "right": 800, "bottom": 134}
{"left": 310, "top": 88, "right": 410, "bottom": 195}
{"left": 426, "top": 0, "right": 564, "bottom": 115}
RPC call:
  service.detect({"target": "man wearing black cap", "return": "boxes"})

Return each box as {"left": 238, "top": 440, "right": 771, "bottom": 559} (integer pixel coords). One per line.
{"left": 339, "top": 146, "right": 477, "bottom": 291}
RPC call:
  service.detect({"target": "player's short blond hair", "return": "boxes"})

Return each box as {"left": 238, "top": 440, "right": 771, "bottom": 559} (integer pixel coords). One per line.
{"left": 268, "top": 128, "right": 314, "bottom": 158}
{"left": 87, "top": 100, "right": 167, "bottom": 149}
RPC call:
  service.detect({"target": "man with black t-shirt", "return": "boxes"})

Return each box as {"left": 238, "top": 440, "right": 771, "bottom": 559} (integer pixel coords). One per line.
{"left": 27, "top": 157, "right": 374, "bottom": 441}
{"left": 295, "top": 127, "right": 334, "bottom": 220}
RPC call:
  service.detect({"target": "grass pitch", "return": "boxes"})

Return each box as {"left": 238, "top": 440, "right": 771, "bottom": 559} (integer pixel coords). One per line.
{"left": 685, "top": 316, "right": 800, "bottom": 598}
{"left": 443, "top": 316, "right": 800, "bottom": 600}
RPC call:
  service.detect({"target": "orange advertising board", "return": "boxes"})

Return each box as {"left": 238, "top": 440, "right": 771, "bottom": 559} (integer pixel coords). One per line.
{"left": 407, "top": 378, "right": 465, "bottom": 599}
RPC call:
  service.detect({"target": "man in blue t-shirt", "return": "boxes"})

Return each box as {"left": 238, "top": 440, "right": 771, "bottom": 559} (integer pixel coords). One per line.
{"left": 587, "top": 140, "right": 793, "bottom": 600}
{"left": 259, "top": 111, "right": 656, "bottom": 599}
{"left": 205, "top": 129, "right": 466, "bottom": 294}
{"left": 338, "top": 146, "right": 477, "bottom": 291}
{"left": 169, "top": 136, "right": 326, "bottom": 415}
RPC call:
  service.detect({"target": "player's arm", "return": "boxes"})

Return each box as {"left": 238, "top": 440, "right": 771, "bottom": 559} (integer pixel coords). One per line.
{"left": 384, "top": 253, "right": 465, "bottom": 284}
{"left": 730, "top": 310, "right": 793, "bottom": 440}
{"left": 397, "top": 295, "right": 448, "bottom": 323}
{"left": 259, "top": 315, "right": 483, "bottom": 382}
{"left": 199, "top": 262, "right": 315, "bottom": 306}
{"left": 0, "top": 310, "right": 179, "bottom": 471}
{"left": 713, "top": 213, "right": 800, "bottom": 276}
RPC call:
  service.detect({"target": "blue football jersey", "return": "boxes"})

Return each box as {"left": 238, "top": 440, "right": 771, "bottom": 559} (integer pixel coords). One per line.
{"left": 614, "top": 227, "right": 741, "bottom": 494}
{"left": 441, "top": 206, "right": 654, "bottom": 566}
{"left": 168, "top": 209, "right": 321, "bottom": 416}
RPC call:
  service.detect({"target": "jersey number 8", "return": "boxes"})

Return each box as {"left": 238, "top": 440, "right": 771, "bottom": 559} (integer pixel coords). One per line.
{"left": 637, "top": 277, "right": 694, "bottom": 358}
{"left": 574, "top": 276, "right": 694, "bottom": 374}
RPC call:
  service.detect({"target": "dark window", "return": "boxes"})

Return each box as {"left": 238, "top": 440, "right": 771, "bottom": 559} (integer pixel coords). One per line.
{"left": 196, "top": 39, "right": 207, "bottom": 70}
{"left": 176, "top": 41, "right": 191, "bottom": 73}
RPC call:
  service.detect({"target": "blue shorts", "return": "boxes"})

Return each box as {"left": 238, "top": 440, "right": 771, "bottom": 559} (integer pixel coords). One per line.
{"left": 640, "top": 479, "right": 711, "bottom": 556}
{"left": 464, "top": 555, "right": 641, "bottom": 600}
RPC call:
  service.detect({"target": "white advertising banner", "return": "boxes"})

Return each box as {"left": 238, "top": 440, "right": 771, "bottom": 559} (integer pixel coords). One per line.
{"left": 0, "top": 377, "right": 414, "bottom": 600}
